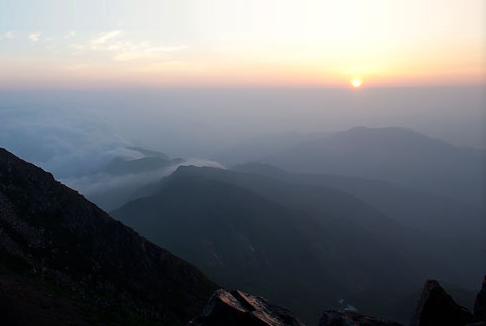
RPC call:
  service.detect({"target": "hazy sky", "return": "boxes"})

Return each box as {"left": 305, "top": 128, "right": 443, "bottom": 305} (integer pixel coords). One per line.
{"left": 0, "top": 0, "right": 485, "bottom": 89}
{"left": 1, "top": 87, "right": 485, "bottom": 164}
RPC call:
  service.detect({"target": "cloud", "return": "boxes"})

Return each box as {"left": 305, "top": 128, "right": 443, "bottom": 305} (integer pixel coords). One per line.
{"left": 85, "top": 30, "right": 186, "bottom": 63}
{"left": 4, "top": 31, "right": 14, "bottom": 39}
{"left": 91, "top": 30, "right": 122, "bottom": 47}
{"left": 65, "top": 31, "right": 76, "bottom": 39}
{"left": 0, "top": 102, "right": 129, "bottom": 178}
{"left": 61, "top": 157, "right": 225, "bottom": 206}
{"left": 28, "top": 33, "right": 41, "bottom": 41}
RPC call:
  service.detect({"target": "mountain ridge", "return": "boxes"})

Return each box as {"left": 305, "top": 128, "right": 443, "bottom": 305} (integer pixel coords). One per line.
{"left": 232, "top": 162, "right": 485, "bottom": 240}
{"left": 257, "top": 126, "right": 486, "bottom": 209}
{"left": 112, "top": 165, "right": 477, "bottom": 324}
{"left": 0, "top": 147, "right": 217, "bottom": 325}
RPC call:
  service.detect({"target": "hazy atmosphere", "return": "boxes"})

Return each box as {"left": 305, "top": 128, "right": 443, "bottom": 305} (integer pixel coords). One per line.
{"left": 2, "top": 87, "right": 485, "bottom": 160}
{"left": 0, "top": 1, "right": 485, "bottom": 326}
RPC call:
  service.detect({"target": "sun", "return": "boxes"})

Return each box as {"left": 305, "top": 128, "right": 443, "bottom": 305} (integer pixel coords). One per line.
{"left": 351, "top": 79, "right": 362, "bottom": 88}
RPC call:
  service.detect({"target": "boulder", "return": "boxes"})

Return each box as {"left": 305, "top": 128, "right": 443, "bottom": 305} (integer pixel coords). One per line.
{"left": 318, "top": 310, "right": 403, "bottom": 326}
{"left": 473, "top": 275, "right": 486, "bottom": 322}
{"left": 189, "top": 289, "right": 305, "bottom": 326}
{"left": 410, "top": 280, "right": 472, "bottom": 326}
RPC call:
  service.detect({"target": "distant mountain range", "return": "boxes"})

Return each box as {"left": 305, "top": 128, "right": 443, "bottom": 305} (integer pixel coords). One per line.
{"left": 256, "top": 127, "right": 486, "bottom": 209}
{"left": 112, "top": 165, "right": 482, "bottom": 324}
{"left": 74, "top": 127, "right": 486, "bottom": 214}
{"left": 233, "top": 162, "right": 485, "bottom": 240}
{"left": 212, "top": 132, "right": 329, "bottom": 166}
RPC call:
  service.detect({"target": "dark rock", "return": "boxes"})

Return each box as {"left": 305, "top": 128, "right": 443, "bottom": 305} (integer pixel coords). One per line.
{"left": 410, "top": 279, "right": 473, "bottom": 326}
{"left": 39, "top": 298, "right": 52, "bottom": 310}
{"left": 318, "top": 310, "right": 403, "bottom": 326}
{"left": 473, "top": 275, "right": 486, "bottom": 322}
{"left": 189, "top": 289, "right": 305, "bottom": 326}
{"left": 0, "top": 147, "right": 217, "bottom": 325}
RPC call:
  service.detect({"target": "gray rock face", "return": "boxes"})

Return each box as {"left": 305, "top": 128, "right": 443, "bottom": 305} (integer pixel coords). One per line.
{"left": 318, "top": 310, "right": 403, "bottom": 326}
{"left": 189, "top": 289, "right": 306, "bottom": 326}
{"left": 474, "top": 275, "right": 486, "bottom": 322}
{"left": 410, "top": 280, "right": 472, "bottom": 326}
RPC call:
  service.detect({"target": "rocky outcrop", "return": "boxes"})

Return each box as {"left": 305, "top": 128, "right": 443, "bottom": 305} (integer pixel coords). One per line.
{"left": 318, "top": 276, "right": 486, "bottom": 326}
{"left": 473, "top": 275, "right": 486, "bottom": 323}
{"left": 410, "top": 280, "right": 472, "bottom": 326}
{"left": 0, "top": 147, "right": 217, "bottom": 325}
{"left": 189, "top": 289, "right": 305, "bottom": 326}
{"left": 318, "top": 310, "right": 402, "bottom": 326}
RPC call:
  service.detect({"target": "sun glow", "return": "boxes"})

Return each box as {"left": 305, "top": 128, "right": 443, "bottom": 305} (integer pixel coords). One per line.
{"left": 0, "top": 1, "right": 483, "bottom": 89}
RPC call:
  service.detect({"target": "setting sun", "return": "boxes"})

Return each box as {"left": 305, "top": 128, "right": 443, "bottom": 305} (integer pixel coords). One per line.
{"left": 351, "top": 79, "right": 362, "bottom": 88}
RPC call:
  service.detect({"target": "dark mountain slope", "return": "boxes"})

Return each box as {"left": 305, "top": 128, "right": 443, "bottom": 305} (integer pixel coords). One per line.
{"left": 0, "top": 264, "right": 109, "bottom": 326}
{"left": 0, "top": 147, "right": 217, "bottom": 325}
{"left": 259, "top": 127, "right": 486, "bottom": 209}
{"left": 114, "top": 175, "right": 343, "bottom": 322}
{"left": 112, "top": 166, "right": 472, "bottom": 324}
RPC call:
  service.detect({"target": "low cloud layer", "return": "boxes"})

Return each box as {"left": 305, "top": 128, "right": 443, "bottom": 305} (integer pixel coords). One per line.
{"left": 62, "top": 158, "right": 225, "bottom": 199}
{"left": 0, "top": 99, "right": 138, "bottom": 179}
{"left": 0, "top": 96, "right": 225, "bottom": 208}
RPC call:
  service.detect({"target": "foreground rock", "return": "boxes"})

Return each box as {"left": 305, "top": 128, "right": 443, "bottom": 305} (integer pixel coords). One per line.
{"left": 473, "top": 275, "right": 486, "bottom": 323}
{"left": 410, "top": 280, "right": 473, "bottom": 326}
{"left": 0, "top": 148, "right": 217, "bottom": 325}
{"left": 189, "top": 289, "right": 305, "bottom": 326}
{"left": 318, "top": 310, "right": 402, "bottom": 326}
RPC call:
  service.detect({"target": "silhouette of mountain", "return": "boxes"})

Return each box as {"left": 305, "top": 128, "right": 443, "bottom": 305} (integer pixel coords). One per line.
{"left": 258, "top": 127, "right": 486, "bottom": 209}
{"left": 0, "top": 148, "right": 217, "bottom": 325}
{"left": 212, "top": 132, "right": 327, "bottom": 166}
{"left": 112, "top": 165, "right": 477, "bottom": 324}
{"left": 233, "top": 162, "right": 485, "bottom": 240}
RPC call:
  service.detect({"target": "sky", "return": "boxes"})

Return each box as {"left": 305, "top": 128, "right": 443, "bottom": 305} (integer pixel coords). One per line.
{"left": 0, "top": 0, "right": 485, "bottom": 89}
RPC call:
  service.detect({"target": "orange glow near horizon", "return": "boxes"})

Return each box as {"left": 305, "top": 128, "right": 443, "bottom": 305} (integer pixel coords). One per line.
{"left": 0, "top": 51, "right": 484, "bottom": 90}
{"left": 0, "top": 0, "right": 484, "bottom": 90}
